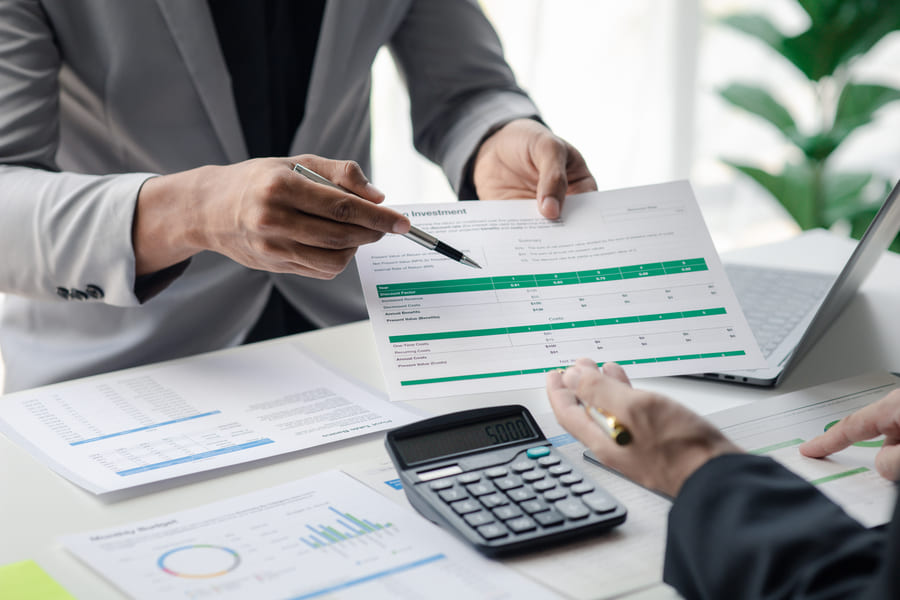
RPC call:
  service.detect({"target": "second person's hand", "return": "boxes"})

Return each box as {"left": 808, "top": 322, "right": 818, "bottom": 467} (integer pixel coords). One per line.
{"left": 133, "top": 155, "right": 411, "bottom": 278}
{"left": 472, "top": 119, "right": 597, "bottom": 219}
{"left": 548, "top": 359, "right": 741, "bottom": 498}
{"left": 800, "top": 388, "right": 900, "bottom": 481}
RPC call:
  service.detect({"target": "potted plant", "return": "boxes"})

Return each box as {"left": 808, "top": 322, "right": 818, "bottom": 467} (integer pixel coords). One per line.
{"left": 718, "top": 0, "right": 900, "bottom": 250}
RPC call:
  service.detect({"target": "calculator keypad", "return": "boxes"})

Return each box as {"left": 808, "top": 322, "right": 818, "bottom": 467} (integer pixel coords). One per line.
{"left": 422, "top": 446, "right": 623, "bottom": 549}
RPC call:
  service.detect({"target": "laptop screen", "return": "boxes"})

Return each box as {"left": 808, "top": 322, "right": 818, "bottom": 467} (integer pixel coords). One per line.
{"left": 777, "top": 179, "right": 900, "bottom": 384}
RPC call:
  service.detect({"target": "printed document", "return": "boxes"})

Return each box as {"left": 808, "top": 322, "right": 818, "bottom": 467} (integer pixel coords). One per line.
{"left": 355, "top": 182, "right": 765, "bottom": 400}
{"left": 0, "top": 340, "right": 418, "bottom": 494}
{"left": 62, "top": 470, "right": 559, "bottom": 600}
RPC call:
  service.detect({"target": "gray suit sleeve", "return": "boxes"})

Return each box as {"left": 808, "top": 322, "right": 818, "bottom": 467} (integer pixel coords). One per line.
{"left": 388, "top": 0, "right": 540, "bottom": 198}
{"left": 0, "top": 1, "right": 152, "bottom": 306}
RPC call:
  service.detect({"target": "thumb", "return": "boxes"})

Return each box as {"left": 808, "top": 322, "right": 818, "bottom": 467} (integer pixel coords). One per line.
{"left": 534, "top": 138, "right": 568, "bottom": 219}
{"left": 875, "top": 444, "right": 900, "bottom": 481}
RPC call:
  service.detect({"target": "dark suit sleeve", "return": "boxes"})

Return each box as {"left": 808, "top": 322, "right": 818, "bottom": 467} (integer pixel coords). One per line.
{"left": 663, "top": 453, "right": 897, "bottom": 600}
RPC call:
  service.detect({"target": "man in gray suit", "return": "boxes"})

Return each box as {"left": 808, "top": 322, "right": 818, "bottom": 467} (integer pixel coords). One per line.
{"left": 0, "top": 0, "right": 596, "bottom": 392}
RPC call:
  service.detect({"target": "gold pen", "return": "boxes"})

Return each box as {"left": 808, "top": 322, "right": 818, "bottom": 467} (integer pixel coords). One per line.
{"left": 585, "top": 405, "right": 632, "bottom": 446}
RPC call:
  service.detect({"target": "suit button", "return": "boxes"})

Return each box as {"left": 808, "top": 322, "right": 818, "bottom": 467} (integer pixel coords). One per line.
{"left": 69, "top": 289, "right": 88, "bottom": 300}
{"left": 85, "top": 284, "right": 105, "bottom": 299}
{"left": 56, "top": 287, "right": 70, "bottom": 299}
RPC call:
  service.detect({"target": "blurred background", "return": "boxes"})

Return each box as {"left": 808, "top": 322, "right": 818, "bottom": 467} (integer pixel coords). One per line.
{"left": 3, "top": 0, "right": 900, "bottom": 388}
{"left": 371, "top": 0, "right": 900, "bottom": 252}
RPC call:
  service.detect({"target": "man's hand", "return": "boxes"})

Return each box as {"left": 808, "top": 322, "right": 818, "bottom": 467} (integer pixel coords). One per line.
{"left": 133, "top": 155, "right": 410, "bottom": 278}
{"left": 472, "top": 119, "right": 597, "bottom": 219}
{"left": 800, "top": 388, "right": 900, "bottom": 481}
{"left": 547, "top": 359, "right": 741, "bottom": 497}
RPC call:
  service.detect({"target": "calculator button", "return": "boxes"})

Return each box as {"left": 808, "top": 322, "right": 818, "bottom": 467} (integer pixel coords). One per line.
{"left": 477, "top": 523, "right": 508, "bottom": 540}
{"left": 438, "top": 488, "right": 468, "bottom": 503}
{"left": 493, "top": 505, "right": 524, "bottom": 520}
{"left": 510, "top": 460, "right": 534, "bottom": 473}
{"left": 534, "top": 509, "right": 566, "bottom": 527}
{"left": 466, "top": 482, "right": 495, "bottom": 496}
{"left": 456, "top": 472, "right": 481, "bottom": 485}
{"left": 532, "top": 479, "right": 557, "bottom": 492}
{"left": 484, "top": 467, "right": 508, "bottom": 478}
{"left": 507, "top": 487, "right": 537, "bottom": 503}
{"left": 559, "top": 473, "right": 583, "bottom": 486}
{"left": 525, "top": 446, "right": 551, "bottom": 459}
{"left": 522, "top": 470, "right": 545, "bottom": 482}
{"left": 429, "top": 478, "right": 454, "bottom": 490}
{"left": 450, "top": 499, "right": 481, "bottom": 515}
{"left": 543, "top": 488, "right": 568, "bottom": 502}
{"left": 582, "top": 492, "right": 618, "bottom": 513}
{"left": 537, "top": 455, "right": 561, "bottom": 467}
{"left": 464, "top": 511, "right": 495, "bottom": 527}
{"left": 494, "top": 476, "right": 523, "bottom": 491}
{"left": 480, "top": 493, "right": 509, "bottom": 508}
{"left": 507, "top": 516, "right": 537, "bottom": 533}
{"left": 547, "top": 464, "right": 572, "bottom": 476}
{"left": 520, "top": 499, "right": 549, "bottom": 514}
{"left": 571, "top": 482, "right": 595, "bottom": 495}
{"left": 555, "top": 498, "right": 590, "bottom": 520}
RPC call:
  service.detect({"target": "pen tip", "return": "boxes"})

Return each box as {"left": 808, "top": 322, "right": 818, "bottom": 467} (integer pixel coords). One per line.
{"left": 463, "top": 257, "right": 482, "bottom": 269}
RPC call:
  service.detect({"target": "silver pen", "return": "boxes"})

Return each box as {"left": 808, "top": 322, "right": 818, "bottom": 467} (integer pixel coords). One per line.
{"left": 293, "top": 163, "right": 481, "bottom": 269}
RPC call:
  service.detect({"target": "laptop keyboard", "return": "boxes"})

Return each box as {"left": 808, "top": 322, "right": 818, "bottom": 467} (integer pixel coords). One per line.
{"left": 725, "top": 264, "right": 835, "bottom": 358}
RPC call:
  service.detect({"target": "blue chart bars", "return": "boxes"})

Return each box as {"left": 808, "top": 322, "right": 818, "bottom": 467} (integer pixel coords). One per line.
{"left": 300, "top": 506, "right": 393, "bottom": 548}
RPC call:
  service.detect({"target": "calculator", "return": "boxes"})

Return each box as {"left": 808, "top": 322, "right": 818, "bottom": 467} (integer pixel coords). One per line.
{"left": 384, "top": 405, "right": 626, "bottom": 557}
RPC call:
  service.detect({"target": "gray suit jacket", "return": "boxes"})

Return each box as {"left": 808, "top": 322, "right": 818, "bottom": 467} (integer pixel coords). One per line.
{"left": 0, "top": 0, "right": 538, "bottom": 392}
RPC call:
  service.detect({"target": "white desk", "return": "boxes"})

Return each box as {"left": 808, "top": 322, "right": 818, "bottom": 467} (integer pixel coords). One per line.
{"left": 2, "top": 231, "right": 899, "bottom": 599}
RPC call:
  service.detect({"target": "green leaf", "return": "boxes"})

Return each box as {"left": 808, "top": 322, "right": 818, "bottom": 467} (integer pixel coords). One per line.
{"left": 718, "top": 83, "right": 799, "bottom": 143}
{"left": 723, "top": 161, "right": 819, "bottom": 229}
{"left": 795, "top": 0, "right": 838, "bottom": 27}
{"left": 778, "top": 32, "right": 829, "bottom": 81}
{"left": 822, "top": 172, "right": 873, "bottom": 223}
{"left": 798, "top": 133, "right": 840, "bottom": 162}
{"left": 829, "top": 83, "right": 900, "bottom": 146}
{"left": 719, "top": 14, "right": 785, "bottom": 51}
{"left": 724, "top": 4, "right": 900, "bottom": 81}
{"left": 785, "top": 4, "right": 900, "bottom": 80}
{"left": 719, "top": 14, "right": 811, "bottom": 80}
{"left": 821, "top": 5, "right": 900, "bottom": 78}
{"left": 847, "top": 206, "right": 878, "bottom": 238}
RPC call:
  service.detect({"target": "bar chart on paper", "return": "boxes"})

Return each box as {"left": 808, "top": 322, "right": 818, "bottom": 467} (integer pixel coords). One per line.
{"left": 63, "top": 471, "right": 555, "bottom": 600}
{"left": 299, "top": 505, "right": 393, "bottom": 549}
{"left": 356, "top": 182, "right": 767, "bottom": 400}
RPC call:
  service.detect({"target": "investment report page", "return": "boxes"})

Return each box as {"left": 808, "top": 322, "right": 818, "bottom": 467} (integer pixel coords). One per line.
{"left": 356, "top": 182, "right": 765, "bottom": 400}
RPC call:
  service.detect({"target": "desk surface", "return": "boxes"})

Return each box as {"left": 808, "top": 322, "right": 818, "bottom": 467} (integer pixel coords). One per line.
{"left": 2, "top": 230, "right": 899, "bottom": 599}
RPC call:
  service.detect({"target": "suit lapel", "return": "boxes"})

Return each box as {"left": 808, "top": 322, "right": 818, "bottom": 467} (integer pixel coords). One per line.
{"left": 154, "top": 0, "right": 247, "bottom": 164}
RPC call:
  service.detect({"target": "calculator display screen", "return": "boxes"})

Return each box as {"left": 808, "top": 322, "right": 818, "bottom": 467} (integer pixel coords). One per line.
{"left": 393, "top": 414, "right": 540, "bottom": 465}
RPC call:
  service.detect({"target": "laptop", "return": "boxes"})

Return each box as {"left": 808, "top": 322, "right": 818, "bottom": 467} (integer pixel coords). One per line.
{"left": 699, "top": 178, "right": 900, "bottom": 387}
